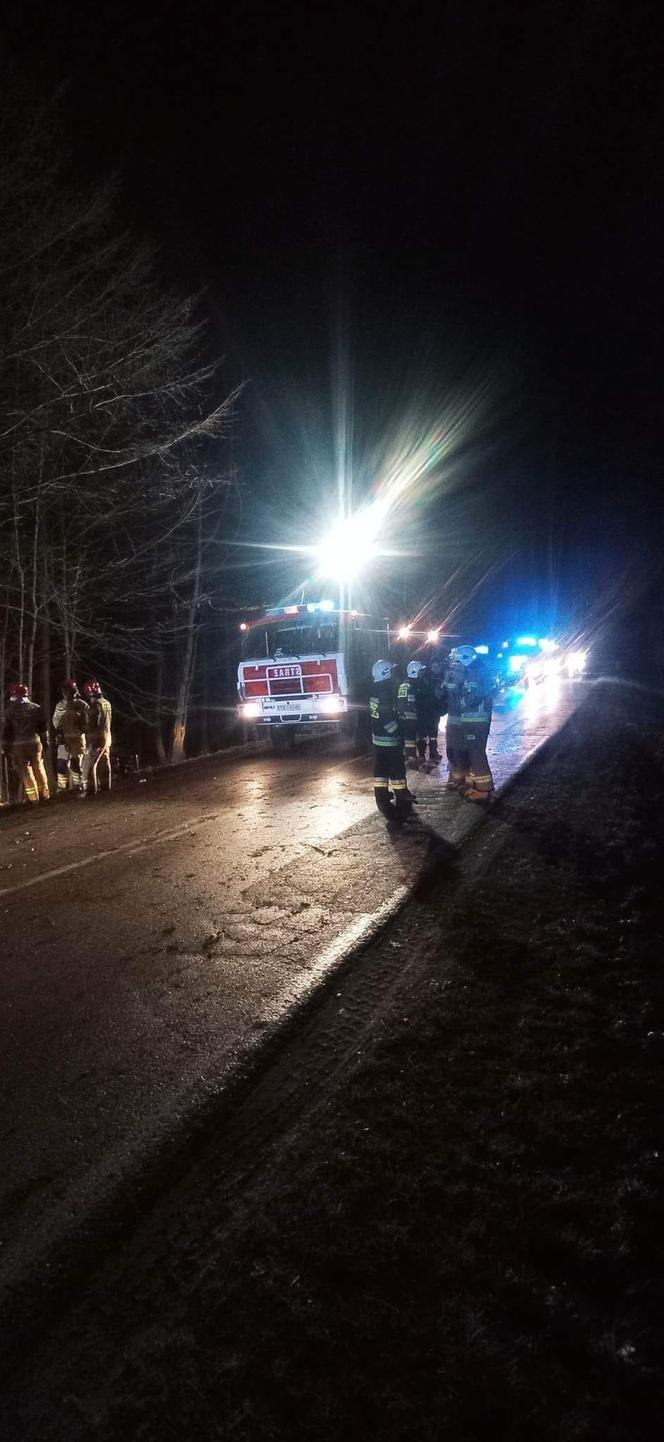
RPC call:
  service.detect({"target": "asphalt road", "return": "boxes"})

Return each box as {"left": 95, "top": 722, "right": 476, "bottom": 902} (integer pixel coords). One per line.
{"left": 0, "top": 679, "right": 585, "bottom": 1296}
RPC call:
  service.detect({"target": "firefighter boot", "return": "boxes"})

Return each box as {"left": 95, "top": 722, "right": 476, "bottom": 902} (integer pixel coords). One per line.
{"left": 373, "top": 779, "right": 395, "bottom": 818}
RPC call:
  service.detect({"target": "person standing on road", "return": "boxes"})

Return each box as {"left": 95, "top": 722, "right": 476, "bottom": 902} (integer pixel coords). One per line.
{"left": 370, "top": 660, "right": 413, "bottom": 822}
{"left": 1, "top": 682, "right": 50, "bottom": 803}
{"left": 81, "top": 679, "right": 112, "bottom": 796}
{"left": 397, "top": 661, "right": 422, "bottom": 768}
{"left": 444, "top": 645, "right": 495, "bottom": 803}
{"left": 53, "top": 679, "right": 88, "bottom": 793}
{"left": 415, "top": 662, "right": 443, "bottom": 764}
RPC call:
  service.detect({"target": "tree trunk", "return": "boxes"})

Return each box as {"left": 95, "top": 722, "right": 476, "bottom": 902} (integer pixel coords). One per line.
{"left": 40, "top": 607, "right": 52, "bottom": 725}
{"left": 25, "top": 472, "right": 42, "bottom": 694}
{"left": 169, "top": 492, "right": 203, "bottom": 764}
{"left": 199, "top": 617, "right": 209, "bottom": 755}
{"left": 153, "top": 639, "right": 168, "bottom": 765}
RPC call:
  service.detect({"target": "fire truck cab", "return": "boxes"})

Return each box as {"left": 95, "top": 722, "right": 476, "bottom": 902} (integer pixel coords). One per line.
{"left": 237, "top": 601, "right": 390, "bottom": 743}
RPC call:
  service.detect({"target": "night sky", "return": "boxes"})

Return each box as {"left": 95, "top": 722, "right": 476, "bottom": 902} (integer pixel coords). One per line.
{"left": 4, "top": 0, "right": 663, "bottom": 638}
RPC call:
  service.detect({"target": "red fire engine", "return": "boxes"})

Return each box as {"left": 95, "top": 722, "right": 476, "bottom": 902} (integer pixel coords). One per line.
{"left": 237, "top": 601, "right": 390, "bottom": 743}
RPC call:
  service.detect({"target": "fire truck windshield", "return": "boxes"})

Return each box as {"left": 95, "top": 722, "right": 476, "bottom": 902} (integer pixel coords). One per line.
{"left": 242, "top": 620, "right": 340, "bottom": 659}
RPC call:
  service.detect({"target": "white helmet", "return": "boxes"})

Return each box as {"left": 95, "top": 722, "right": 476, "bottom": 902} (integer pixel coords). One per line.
{"left": 372, "top": 659, "right": 394, "bottom": 683}
{"left": 406, "top": 660, "right": 425, "bottom": 679}
{"left": 449, "top": 645, "right": 477, "bottom": 668}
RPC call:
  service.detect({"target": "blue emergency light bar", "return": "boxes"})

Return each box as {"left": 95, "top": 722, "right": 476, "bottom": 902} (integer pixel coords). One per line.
{"left": 516, "top": 635, "right": 538, "bottom": 647}
{"left": 475, "top": 644, "right": 489, "bottom": 654}
{"left": 265, "top": 599, "right": 336, "bottom": 618}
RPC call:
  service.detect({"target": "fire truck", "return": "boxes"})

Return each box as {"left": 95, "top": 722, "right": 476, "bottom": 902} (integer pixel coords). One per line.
{"left": 236, "top": 600, "right": 390, "bottom": 744}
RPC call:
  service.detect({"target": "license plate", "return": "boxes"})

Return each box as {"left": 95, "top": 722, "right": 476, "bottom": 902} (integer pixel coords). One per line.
{"left": 262, "top": 700, "right": 301, "bottom": 714}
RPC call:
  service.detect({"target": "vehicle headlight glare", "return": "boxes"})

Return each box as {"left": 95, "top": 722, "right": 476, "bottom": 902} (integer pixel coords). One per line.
{"left": 320, "top": 696, "right": 344, "bottom": 715}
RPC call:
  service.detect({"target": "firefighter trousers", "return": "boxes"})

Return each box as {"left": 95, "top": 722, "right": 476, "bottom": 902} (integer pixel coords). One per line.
{"left": 373, "top": 744, "right": 411, "bottom": 818}
{"left": 12, "top": 740, "right": 50, "bottom": 803}
{"left": 57, "top": 738, "right": 85, "bottom": 791}
{"left": 401, "top": 722, "right": 418, "bottom": 764}
{"left": 417, "top": 716, "right": 441, "bottom": 761}
{"left": 445, "top": 719, "right": 494, "bottom": 794}
{"left": 82, "top": 738, "right": 112, "bottom": 794}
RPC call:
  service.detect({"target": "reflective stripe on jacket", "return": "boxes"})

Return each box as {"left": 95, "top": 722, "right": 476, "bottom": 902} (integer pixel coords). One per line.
{"left": 370, "top": 680, "right": 402, "bottom": 748}
{"left": 396, "top": 681, "right": 418, "bottom": 724}
{"left": 53, "top": 697, "right": 89, "bottom": 740}
{"left": 444, "top": 658, "right": 494, "bottom": 724}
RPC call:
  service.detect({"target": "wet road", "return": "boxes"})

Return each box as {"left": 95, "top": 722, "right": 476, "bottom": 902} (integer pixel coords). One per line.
{"left": 0, "top": 679, "right": 584, "bottom": 1289}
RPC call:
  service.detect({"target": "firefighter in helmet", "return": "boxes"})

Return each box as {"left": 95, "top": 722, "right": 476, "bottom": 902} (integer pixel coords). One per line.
{"left": 370, "top": 659, "right": 413, "bottom": 822}
{"left": 1, "top": 682, "right": 50, "bottom": 803}
{"left": 81, "top": 679, "right": 112, "bottom": 795}
{"left": 52, "top": 679, "right": 88, "bottom": 792}
{"left": 444, "top": 645, "right": 495, "bottom": 802}
{"left": 397, "top": 661, "right": 421, "bottom": 768}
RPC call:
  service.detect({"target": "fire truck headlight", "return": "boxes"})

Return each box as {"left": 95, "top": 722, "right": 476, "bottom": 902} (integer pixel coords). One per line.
{"left": 241, "top": 702, "right": 262, "bottom": 719}
{"left": 427, "top": 629, "right": 440, "bottom": 644}
{"left": 320, "top": 696, "right": 344, "bottom": 715}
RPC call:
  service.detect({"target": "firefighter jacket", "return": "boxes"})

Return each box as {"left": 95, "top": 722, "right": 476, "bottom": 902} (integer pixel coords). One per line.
{"left": 53, "top": 696, "right": 89, "bottom": 742}
{"left": 370, "top": 679, "right": 402, "bottom": 748}
{"left": 444, "top": 658, "right": 494, "bottom": 724}
{"left": 396, "top": 679, "right": 418, "bottom": 726}
{"left": 87, "top": 696, "right": 112, "bottom": 743}
{"left": 1, "top": 699, "right": 49, "bottom": 749}
{"left": 414, "top": 672, "right": 441, "bottom": 730}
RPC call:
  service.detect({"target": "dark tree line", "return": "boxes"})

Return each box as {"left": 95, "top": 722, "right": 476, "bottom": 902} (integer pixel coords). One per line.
{"left": 0, "top": 85, "right": 242, "bottom": 794}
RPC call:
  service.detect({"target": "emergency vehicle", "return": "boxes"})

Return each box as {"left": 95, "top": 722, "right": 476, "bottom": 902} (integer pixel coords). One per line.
{"left": 237, "top": 601, "right": 390, "bottom": 743}
{"left": 496, "top": 635, "right": 588, "bottom": 687}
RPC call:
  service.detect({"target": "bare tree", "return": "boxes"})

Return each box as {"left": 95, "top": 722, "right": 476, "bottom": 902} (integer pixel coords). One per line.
{"left": 0, "top": 81, "right": 240, "bottom": 768}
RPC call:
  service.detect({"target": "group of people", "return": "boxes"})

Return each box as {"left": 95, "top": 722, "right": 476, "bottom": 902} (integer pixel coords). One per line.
{"left": 1, "top": 678, "right": 112, "bottom": 804}
{"left": 3, "top": 652, "right": 492, "bottom": 817}
{"left": 369, "top": 645, "right": 495, "bottom": 823}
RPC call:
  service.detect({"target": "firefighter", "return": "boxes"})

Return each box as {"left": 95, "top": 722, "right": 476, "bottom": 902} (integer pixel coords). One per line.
{"left": 1, "top": 682, "right": 50, "bottom": 803}
{"left": 415, "top": 662, "right": 443, "bottom": 764}
{"left": 397, "top": 661, "right": 421, "bottom": 768}
{"left": 370, "top": 659, "right": 412, "bottom": 822}
{"left": 52, "top": 679, "right": 88, "bottom": 793}
{"left": 81, "top": 679, "right": 112, "bottom": 795}
{"left": 444, "top": 644, "right": 495, "bottom": 802}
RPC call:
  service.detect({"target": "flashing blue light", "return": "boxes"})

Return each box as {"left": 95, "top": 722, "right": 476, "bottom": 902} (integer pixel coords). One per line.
{"left": 475, "top": 644, "right": 489, "bottom": 655}
{"left": 516, "top": 635, "right": 537, "bottom": 647}
{"left": 306, "top": 598, "right": 335, "bottom": 614}
{"left": 509, "top": 654, "right": 526, "bottom": 673}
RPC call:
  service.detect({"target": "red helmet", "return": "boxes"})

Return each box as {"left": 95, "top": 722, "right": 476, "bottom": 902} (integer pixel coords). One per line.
{"left": 83, "top": 679, "right": 102, "bottom": 699}
{"left": 63, "top": 678, "right": 79, "bottom": 695}
{"left": 8, "top": 682, "right": 29, "bottom": 699}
